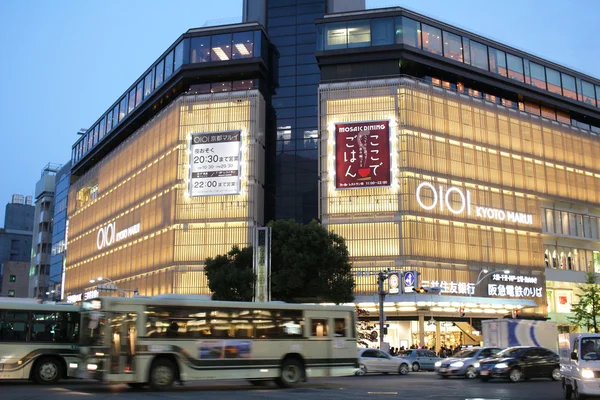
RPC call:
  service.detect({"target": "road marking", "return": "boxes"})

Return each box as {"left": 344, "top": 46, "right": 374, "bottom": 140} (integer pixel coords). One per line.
{"left": 368, "top": 392, "right": 398, "bottom": 395}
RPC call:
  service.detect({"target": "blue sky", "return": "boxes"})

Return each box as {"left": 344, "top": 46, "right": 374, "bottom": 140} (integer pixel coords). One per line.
{"left": 0, "top": 0, "right": 599, "bottom": 224}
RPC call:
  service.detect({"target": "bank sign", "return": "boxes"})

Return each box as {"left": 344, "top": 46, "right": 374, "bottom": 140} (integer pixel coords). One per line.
{"left": 335, "top": 121, "right": 391, "bottom": 189}
{"left": 415, "top": 182, "right": 533, "bottom": 225}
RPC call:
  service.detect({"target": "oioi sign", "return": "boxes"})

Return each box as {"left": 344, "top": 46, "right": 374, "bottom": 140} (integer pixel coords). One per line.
{"left": 415, "top": 182, "right": 533, "bottom": 225}
{"left": 97, "top": 222, "right": 141, "bottom": 250}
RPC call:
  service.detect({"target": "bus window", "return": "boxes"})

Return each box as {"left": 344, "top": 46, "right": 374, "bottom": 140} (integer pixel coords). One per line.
{"left": 0, "top": 311, "right": 29, "bottom": 341}
{"left": 311, "top": 319, "right": 329, "bottom": 337}
{"left": 334, "top": 318, "right": 346, "bottom": 337}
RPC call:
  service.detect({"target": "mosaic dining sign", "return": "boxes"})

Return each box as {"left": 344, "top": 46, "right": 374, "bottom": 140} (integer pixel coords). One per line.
{"left": 335, "top": 121, "right": 391, "bottom": 189}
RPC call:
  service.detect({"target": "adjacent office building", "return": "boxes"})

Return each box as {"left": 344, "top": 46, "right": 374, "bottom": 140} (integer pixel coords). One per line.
{"left": 64, "top": 1, "right": 600, "bottom": 345}
{"left": 48, "top": 162, "right": 71, "bottom": 300}
{"left": 0, "top": 195, "right": 34, "bottom": 297}
{"left": 29, "top": 163, "right": 61, "bottom": 298}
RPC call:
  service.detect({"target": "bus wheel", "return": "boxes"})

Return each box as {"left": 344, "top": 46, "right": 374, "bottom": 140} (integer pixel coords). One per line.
{"left": 149, "top": 358, "right": 175, "bottom": 391}
{"left": 32, "top": 357, "right": 62, "bottom": 384}
{"left": 275, "top": 358, "right": 304, "bottom": 388}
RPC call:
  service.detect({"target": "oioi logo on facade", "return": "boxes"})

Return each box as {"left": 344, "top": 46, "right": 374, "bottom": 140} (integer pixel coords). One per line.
{"left": 96, "top": 222, "right": 140, "bottom": 250}
{"left": 415, "top": 181, "right": 533, "bottom": 225}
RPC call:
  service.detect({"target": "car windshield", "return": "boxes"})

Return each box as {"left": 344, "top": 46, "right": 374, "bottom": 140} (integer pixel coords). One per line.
{"left": 454, "top": 349, "right": 478, "bottom": 358}
{"left": 581, "top": 338, "right": 600, "bottom": 361}
{"left": 495, "top": 347, "right": 523, "bottom": 358}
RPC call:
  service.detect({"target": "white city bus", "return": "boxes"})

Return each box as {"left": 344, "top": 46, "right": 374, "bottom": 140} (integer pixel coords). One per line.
{"left": 0, "top": 298, "right": 81, "bottom": 383}
{"left": 77, "top": 294, "right": 357, "bottom": 390}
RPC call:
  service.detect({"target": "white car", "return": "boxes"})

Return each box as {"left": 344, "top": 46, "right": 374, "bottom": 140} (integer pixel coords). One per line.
{"left": 356, "top": 348, "right": 411, "bottom": 376}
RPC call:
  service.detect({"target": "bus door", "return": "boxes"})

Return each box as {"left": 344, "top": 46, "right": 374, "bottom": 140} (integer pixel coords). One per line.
{"left": 307, "top": 311, "right": 334, "bottom": 375}
{"left": 109, "top": 313, "right": 137, "bottom": 375}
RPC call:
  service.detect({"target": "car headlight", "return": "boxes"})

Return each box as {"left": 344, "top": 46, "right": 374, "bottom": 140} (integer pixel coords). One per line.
{"left": 581, "top": 368, "right": 595, "bottom": 379}
{"left": 450, "top": 361, "right": 464, "bottom": 368}
{"left": 473, "top": 362, "right": 480, "bottom": 368}
{"left": 87, "top": 364, "right": 98, "bottom": 371}
{"left": 495, "top": 363, "right": 508, "bottom": 369}
{"left": 435, "top": 361, "right": 442, "bottom": 367}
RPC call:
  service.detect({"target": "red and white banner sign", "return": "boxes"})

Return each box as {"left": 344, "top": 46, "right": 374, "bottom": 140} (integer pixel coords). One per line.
{"left": 335, "top": 121, "right": 391, "bottom": 189}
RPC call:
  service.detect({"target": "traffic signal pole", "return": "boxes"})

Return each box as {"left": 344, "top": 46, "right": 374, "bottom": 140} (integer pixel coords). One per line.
{"left": 377, "top": 271, "right": 386, "bottom": 351}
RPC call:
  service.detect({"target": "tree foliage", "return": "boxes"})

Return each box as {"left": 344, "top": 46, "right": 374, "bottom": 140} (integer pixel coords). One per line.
{"left": 204, "top": 246, "right": 254, "bottom": 301}
{"left": 568, "top": 271, "right": 600, "bottom": 333}
{"left": 268, "top": 219, "right": 355, "bottom": 304}
{"left": 356, "top": 306, "right": 376, "bottom": 347}
{"left": 204, "top": 220, "right": 355, "bottom": 304}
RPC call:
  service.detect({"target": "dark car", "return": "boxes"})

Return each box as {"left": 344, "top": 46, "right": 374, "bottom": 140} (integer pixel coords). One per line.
{"left": 477, "top": 346, "right": 561, "bottom": 383}
{"left": 435, "top": 347, "right": 502, "bottom": 379}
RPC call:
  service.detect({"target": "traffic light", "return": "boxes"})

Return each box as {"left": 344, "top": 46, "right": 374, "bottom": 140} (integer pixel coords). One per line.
{"left": 459, "top": 307, "right": 465, "bottom": 317}
{"left": 414, "top": 286, "right": 428, "bottom": 294}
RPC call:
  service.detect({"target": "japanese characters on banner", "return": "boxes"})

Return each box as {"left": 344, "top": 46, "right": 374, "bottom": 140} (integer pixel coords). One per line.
{"left": 488, "top": 273, "right": 543, "bottom": 299}
{"left": 428, "top": 280, "right": 476, "bottom": 295}
{"left": 189, "top": 131, "right": 241, "bottom": 196}
{"left": 335, "top": 121, "right": 391, "bottom": 189}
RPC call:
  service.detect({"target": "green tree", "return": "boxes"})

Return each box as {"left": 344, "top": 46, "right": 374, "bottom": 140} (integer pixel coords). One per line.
{"left": 204, "top": 246, "right": 254, "bottom": 301}
{"left": 568, "top": 271, "right": 600, "bottom": 333}
{"left": 268, "top": 219, "right": 355, "bottom": 304}
{"left": 356, "top": 306, "right": 376, "bottom": 347}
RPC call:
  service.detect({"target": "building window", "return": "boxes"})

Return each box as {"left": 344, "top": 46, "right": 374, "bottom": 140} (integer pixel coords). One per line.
{"left": 8, "top": 290, "right": 15, "bottom": 297}
{"left": 190, "top": 36, "right": 211, "bottom": 63}
{"left": 143, "top": 71, "right": 154, "bottom": 99}
{"left": 442, "top": 31, "right": 463, "bottom": 62}
{"left": 325, "top": 22, "right": 347, "bottom": 50}
{"left": 9, "top": 275, "right": 16, "bottom": 282}
{"left": 546, "top": 68, "right": 562, "bottom": 95}
{"left": 469, "top": 40, "right": 488, "bottom": 71}
{"left": 347, "top": 20, "right": 370, "bottom": 48}
{"left": 164, "top": 50, "right": 174, "bottom": 79}
{"left": 174, "top": 40, "right": 185, "bottom": 70}
{"left": 561, "top": 73, "right": 577, "bottom": 100}
{"left": 232, "top": 31, "right": 254, "bottom": 59}
{"left": 135, "top": 80, "right": 144, "bottom": 106}
{"left": 488, "top": 48, "right": 507, "bottom": 76}
{"left": 421, "top": 24, "right": 442, "bottom": 55}
{"left": 128, "top": 88, "right": 136, "bottom": 113}
{"left": 529, "top": 62, "right": 546, "bottom": 89}
{"left": 211, "top": 33, "right": 232, "bottom": 61}
{"left": 118, "top": 96, "right": 128, "bottom": 122}
{"left": 506, "top": 54, "right": 524, "bottom": 82}
{"left": 154, "top": 59, "right": 164, "bottom": 89}
{"left": 370, "top": 18, "right": 393, "bottom": 46}
{"left": 99, "top": 117, "right": 106, "bottom": 140}
{"left": 396, "top": 16, "right": 421, "bottom": 48}
{"left": 580, "top": 80, "right": 596, "bottom": 106}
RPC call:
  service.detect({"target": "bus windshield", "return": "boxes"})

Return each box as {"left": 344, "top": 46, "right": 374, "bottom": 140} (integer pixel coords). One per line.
{"left": 81, "top": 311, "right": 107, "bottom": 346}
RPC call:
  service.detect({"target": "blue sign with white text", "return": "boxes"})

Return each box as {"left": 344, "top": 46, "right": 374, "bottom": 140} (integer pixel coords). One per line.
{"left": 404, "top": 271, "right": 415, "bottom": 287}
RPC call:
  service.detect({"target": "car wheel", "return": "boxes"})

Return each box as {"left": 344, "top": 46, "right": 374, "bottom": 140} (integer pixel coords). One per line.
{"left": 480, "top": 376, "right": 491, "bottom": 382}
{"left": 563, "top": 381, "right": 573, "bottom": 400}
{"left": 509, "top": 367, "right": 523, "bottom": 383}
{"left": 32, "top": 357, "right": 62, "bottom": 385}
{"left": 465, "top": 366, "right": 477, "bottom": 379}
{"left": 551, "top": 367, "right": 561, "bottom": 381}
{"left": 398, "top": 363, "right": 409, "bottom": 375}
{"left": 149, "top": 358, "right": 176, "bottom": 391}
{"left": 356, "top": 364, "right": 367, "bottom": 376}
{"left": 275, "top": 358, "right": 304, "bottom": 388}
{"left": 412, "top": 362, "right": 420, "bottom": 372}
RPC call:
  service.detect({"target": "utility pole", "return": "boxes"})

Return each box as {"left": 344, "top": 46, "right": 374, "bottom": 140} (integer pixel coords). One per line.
{"left": 377, "top": 270, "right": 388, "bottom": 351}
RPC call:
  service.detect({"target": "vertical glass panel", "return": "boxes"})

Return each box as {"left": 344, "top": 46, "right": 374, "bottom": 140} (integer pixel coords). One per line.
{"left": 232, "top": 31, "right": 254, "bottom": 59}
{"left": 396, "top": 16, "right": 421, "bottom": 48}
{"left": 99, "top": 117, "right": 106, "bottom": 140}
{"left": 529, "top": 62, "right": 546, "bottom": 89}
{"left": 143, "top": 71, "right": 154, "bottom": 99}
{"left": 106, "top": 109, "right": 113, "bottom": 132}
{"left": 135, "top": 80, "right": 143, "bottom": 106}
{"left": 118, "top": 97, "right": 127, "bottom": 122}
{"left": 561, "top": 73, "right": 576, "bottom": 100}
{"left": 164, "top": 50, "right": 174, "bottom": 79}
{"left": 316, "top": 24, "right": 323, "bottom": 51}
{"left": 442, "top": 31, "right": 463, "bottom": 62}
{"left": 370, "top": 18, "right": 393, "bottom": 46}
{"left": 324, "top": 22, "right": 347, "bottom": 50}
{"left": 154, "top": 59, "right": 164, "bottom": 88}
{"left": 469, "top": 41, "right": 488, "bottom": 70}
{"left": 596, "top": 86, "right": 600, "bottom": 108}
{"left": 128, "top": 88, "right": 136, "bottom": 113}
{"left": 190, "top": 36, "right": 211, "bottom": 63}
{"left": 545, "top": 68, "right": 562, "bottom": 95}
{"left": 506, "top": 54, "right": 524, "bottom": 82}
{"left": 580, "top": 80, "right": 596, "bottom": 106}
{"left": 174, "top": 40, "right": 185, "bottom": 70}
{"left": 421, "top": 24, "right": 442, "bottom": 55}
{"left": 112, "top": 105, "right": 119, "bottom": 127}
{"left": 462, "top": 38, "right": 470, "bottom": 64}
{"left": 524, "top": 60, "right": 531, "bottom": 84}
{"left": 254, "top": 30, "right": 262, "bottom": 57}
{"left": 347, "top": 20, "right": 370, "bottom": 48}
{"left": 211, "top": 33, "right": 232, "bottom": 61}
{"left": 488, "top": 48, "right": 506, "bottom": 76}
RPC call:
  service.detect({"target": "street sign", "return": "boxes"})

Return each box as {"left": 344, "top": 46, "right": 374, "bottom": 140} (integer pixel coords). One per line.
{"left": 388, "top": 272, "right": 400, "bottom": 294}
{"left": 403, "top": 270, "right": 418, "bottom": 293}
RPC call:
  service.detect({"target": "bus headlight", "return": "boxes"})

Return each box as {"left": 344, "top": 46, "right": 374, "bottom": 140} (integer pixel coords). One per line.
{"left": 581, "top": 368, "right": 594, "bottom": 379}
{"left": 87, "top": 364, "right": 98, "bottom": 371}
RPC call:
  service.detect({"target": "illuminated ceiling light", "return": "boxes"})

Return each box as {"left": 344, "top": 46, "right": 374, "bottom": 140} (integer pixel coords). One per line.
{"left": 212, "top": 47, "right": 229, "bottom": 61}
{"left": 235, "top": 43, "right": 250, "bottom": 55}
